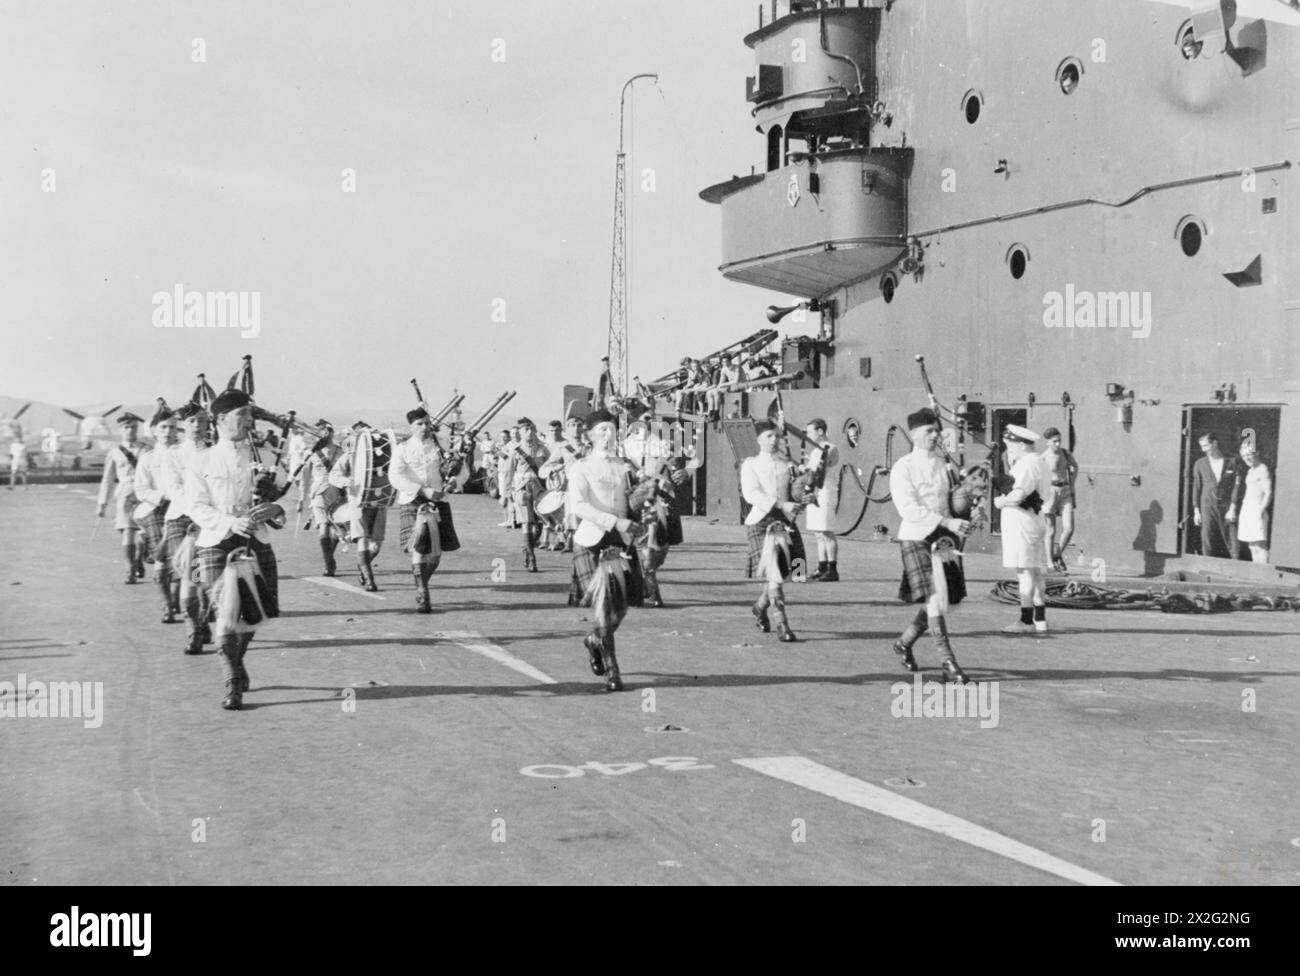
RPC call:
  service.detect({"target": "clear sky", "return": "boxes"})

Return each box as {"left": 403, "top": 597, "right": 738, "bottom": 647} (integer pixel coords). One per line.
{"left": 0, "top": 0, "right": 795, "bottom": 426}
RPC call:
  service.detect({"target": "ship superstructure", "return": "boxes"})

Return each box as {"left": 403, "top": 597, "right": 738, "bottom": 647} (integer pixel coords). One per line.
{"left": 697, "top": 0, "right": 1300, "bottom": 574}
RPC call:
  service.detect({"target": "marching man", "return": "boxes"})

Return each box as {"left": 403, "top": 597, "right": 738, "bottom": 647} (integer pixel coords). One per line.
{"left": 133, "top": 404, "right": 182, "bottom": 622}
{"left": 185, "top": 389, "right": 286, "bottom": 710}
{"left": 888, "top": 408, "right": 972, "bottom": 682}
{"left": 390, "top": 407, "right": 461, "bottom": 613}
{"left": 567, "top": 409, "right": 648, "bottom": 691}
{"left": 97, "top": 412, "right": 147, "bottom": 584}
{"left": 741, "top": 420, "right": 806, "bottom": 642}
{"left": 162, "top": 402, "right": 212, "bottom": 654}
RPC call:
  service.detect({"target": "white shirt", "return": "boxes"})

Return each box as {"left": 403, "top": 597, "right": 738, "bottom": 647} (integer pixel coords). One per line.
{"left": 889, "top": 449, "right": 951, "bottom": 540}
{"left": 132, "top": 443, "right": 171, "bottom": 513}
{"left": 568, "top": 450, "right": 634, "bottom": 547}
{"left": 389, "top": 435, "right": 446, "bottom": 504}
{"left": 740, "top": 452, "right": 793, "bottom": 525}
{"left": 9, "top": 441, "right": 26, "bottom": 463}
{"left": 162, "top": 440, "right": 208, "bottom": 521}
{"left": 184, "top": 440, "right": 272, "bottom": 547}
{"left": 1210, "top": 456, "right": 1225, "bottom": 481}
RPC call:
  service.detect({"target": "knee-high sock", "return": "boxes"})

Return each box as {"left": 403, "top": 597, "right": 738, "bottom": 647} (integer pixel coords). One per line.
{"left": 928, "top": 614, "right": 955, "bottom": 662}
{"left": 898, "top": 607, "right": 929, "bottom": 649}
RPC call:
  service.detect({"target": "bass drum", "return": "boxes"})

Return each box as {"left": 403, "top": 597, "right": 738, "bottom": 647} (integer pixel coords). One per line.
{"left": 354, "top": 428, "right": 397, "bottom": 508}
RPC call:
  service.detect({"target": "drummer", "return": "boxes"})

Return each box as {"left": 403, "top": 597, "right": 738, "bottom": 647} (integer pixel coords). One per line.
{"left": 537, "top": 420, "right": 566, "bottom": 551}
{"left": 503, "top": 417, "right": 551, "bottom": 572}
{"left": 390, "top": 407, "right": 461, "bottom": 612}
{"left": 329, "top": 421, "right": 391, "bottom": 592}
{"left": 539, "top": 415, "right": 589, "bottom": 554}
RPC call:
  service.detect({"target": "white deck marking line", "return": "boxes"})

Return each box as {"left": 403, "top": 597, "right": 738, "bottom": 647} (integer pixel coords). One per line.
{"left": 299, "top": 576, "right": 386, "bottom": 601}
{"left": 429, "top": 630, "right": 557, "bottom": 685}
{"left": 734, "top": 756, "right": 1121, "bottom": 887}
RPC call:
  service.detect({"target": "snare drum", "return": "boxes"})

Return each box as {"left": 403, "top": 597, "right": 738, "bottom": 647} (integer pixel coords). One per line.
{"left": 354, "top": 428, "right": 397, "bottom": 508}
{"left": 536, "top": 488, "right": 566, "bottom": 516}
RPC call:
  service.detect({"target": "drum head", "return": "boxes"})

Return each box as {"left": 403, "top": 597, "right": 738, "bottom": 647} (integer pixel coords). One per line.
{"left": 132, "top": 501, "right": 155, "bottom": 521}
{"left": 353, "top": 428, "right": 396, "bottom": 506}
{"left": 536, "top": 489, "right": 565, "bottom": 515}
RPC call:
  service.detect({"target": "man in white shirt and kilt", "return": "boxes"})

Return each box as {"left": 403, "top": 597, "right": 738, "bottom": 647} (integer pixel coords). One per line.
{"left": 567, "top": 409, "right": 648, "bottom": 691}
{"left": 624, "top": 419, "right": 688, "bottom": 608}
{"left": 162, "top": 402, "right": 212, "bottom": 654}
{"left": 390, "top": 407, "right": 461, "bottom": 613}
{"left": 741, "top": 420, "right": 807, "bottom": 642}
{"left": 185, "top": 389, "right": 285, "bottom": 710}
{"left": 133, "top": 404, "right": 182, "bottom": 623}
{"left": 97, "top": 412, "right": 147, "bottom": 584}
{"left": 888, "top": 408, "right": 972, "bottom": 683}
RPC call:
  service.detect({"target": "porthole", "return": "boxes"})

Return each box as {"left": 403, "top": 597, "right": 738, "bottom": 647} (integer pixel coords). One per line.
{"left": 1175, "top": 215, "right": 1206, "bottom": 257}
{"left": 1177, "top": 20, "right": 1203, "bottom": 59}
{"left": 1055, "top": 58, "right": 1083, "bottom": 94}
{"left": 1006, "top": 244, "right": 1029, "bottom": 280}
{"left": 962, "top": 89, "right": 982, "bottom": 125}
{"left": 881, "top": 272, "right": 898, "bottom": 303}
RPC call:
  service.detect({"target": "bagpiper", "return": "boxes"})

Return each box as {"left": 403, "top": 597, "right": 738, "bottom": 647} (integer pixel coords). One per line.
{"left": 567, "top": 409, "right": 649, "bottom": 691}
{"left": 390, "top": 407, "right": 461, "bottom": 612}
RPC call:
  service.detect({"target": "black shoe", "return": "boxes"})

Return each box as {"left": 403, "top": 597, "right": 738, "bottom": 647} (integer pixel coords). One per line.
{"left": 365, "top": 580, "right": 379, "bottom": 593}
{"left": 199, "top": 623, "right": 213, "bottom": 645}
{"left": 941, "top": 659, "right": 970, "bottom": 684}
{"left": 221, "top": 687, "right": 243, "bottom": 710}
{"left": 893, "top": 640, "right": 918, "bottom": 672}
{"left": 184, "top": 634, "right": 204, "bottom": 655}
{"left": 776, "top": 623, "right": 797, "bottom": 643}
{"left": 583, "top": 634, "right": 606, "bottom": 676}
{"left": 605, "top": 670, "right": 624, "bottom": 692}
{"left": 752, "top": 605, "right": 770, "bottom": 633}
{"left": 647, "top": 596, "right": 665, "bottom": 608}
{"left": 808, "top": 561, "right": 828, "bottom": 582}
{"left": 124, "top": 574, "right": 138, "bottom": 585}
{"left": 323, "top": 568, "right": 336, "bottom": 578}
{"left": 822, "top": 564, "right": 839, "bottom": 582}
{"left": 162, "top": 608, "right": 179, "bottom": 624}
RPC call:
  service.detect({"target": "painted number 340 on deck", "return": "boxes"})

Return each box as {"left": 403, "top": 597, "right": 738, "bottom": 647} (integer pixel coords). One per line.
{"left": 521, "top": 757, "right": 715, "bottom": 779}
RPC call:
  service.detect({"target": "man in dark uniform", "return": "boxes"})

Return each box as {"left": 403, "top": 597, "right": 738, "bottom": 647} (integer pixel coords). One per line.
{"left": 1191, "top": 432, "right": 1241, "bottom": 558}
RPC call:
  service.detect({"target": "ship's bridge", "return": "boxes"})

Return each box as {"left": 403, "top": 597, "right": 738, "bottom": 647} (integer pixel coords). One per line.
{"left": 700, "top": 147, "right": 909, "bottom": 298}
{"left": 702, "top": 1, "right": 904, "bottom": 298}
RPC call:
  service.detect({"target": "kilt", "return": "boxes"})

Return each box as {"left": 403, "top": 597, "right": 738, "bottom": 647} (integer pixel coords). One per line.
{"left": 136, "top": 502, "right": 169, "bottom": 556}
{"left": 398, "top": 501, "right": 461, "bottom": 553}
{"left": 567, "top": 531, "right": 645, "bottom": 608}
{"left": 745, "top": 510, "right": 806, "bottom": 579}
{"left": 196, "top": 534, "right": 278, "bottom": 607}
{"left": 112, "top": 491, "right": 139, "bottom": 531}
{"left": 350, "top": 505, "right": 388, "bottom": 544}
{"left": 160, "top": 514, "right": 194, "bottom": 575}
{"left": 898, "top": 538, "right": 968, "bottom": 605}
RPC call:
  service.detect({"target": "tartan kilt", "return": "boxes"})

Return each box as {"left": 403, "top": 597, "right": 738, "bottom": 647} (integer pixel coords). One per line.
{"left": 897, "top": 538, "right": 967, "bottom": 605}
{"left": 160, "top": 515, "right": 193, "bottom": 574}
{"left": 136, "top": 502, "right": 169, "bottom": 555}
{"left": 567, "top": 531, "right": 645, "bottom": 608}
{"left": 398, "top": 501, "right": 461, "bottom": 553}
{"left": 197, "top": 536, "right": 279, "bottom": 613}
{"left": 745, "top": 510, "right": 806, "bottom": 579}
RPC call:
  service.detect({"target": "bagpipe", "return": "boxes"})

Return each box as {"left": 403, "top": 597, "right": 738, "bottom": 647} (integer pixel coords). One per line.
{"left": 913, "top": 353, "right": 994, "bottom": 535}
{"left": 438, "top": 388, "right": 516, "bottom": 482}
{"left": 218, "top": 355, "right": 334, "bottom": 509}
{"left": 213, "top": 546, "right": 279, "bottom": 634}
